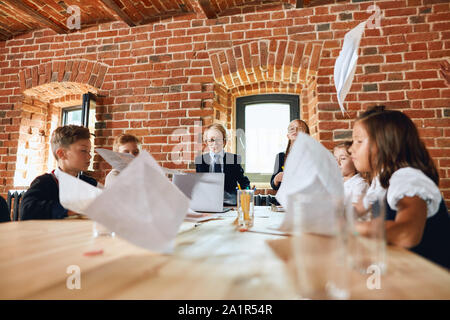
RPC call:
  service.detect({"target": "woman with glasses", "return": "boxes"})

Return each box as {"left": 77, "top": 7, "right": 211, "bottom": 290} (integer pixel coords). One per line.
{"left": 270, "top": 119, "right": 310, "bottom": 191}
{"left": 195, "top": 123, "right": 250, "bottom": 196}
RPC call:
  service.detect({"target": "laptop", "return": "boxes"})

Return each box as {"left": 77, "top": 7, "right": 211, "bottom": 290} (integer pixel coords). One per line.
{"left": 172, "top": 173, "right": 232, "bottom": 213}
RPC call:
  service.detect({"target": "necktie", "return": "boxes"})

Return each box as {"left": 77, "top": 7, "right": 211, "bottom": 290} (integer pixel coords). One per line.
{"left": 214, "top": 154, "right": 221, "bottom": 173}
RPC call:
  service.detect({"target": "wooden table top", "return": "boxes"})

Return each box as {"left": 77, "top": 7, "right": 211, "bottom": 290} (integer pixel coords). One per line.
{"left": 0, "top": 209, "right": 449, "bottom": 300}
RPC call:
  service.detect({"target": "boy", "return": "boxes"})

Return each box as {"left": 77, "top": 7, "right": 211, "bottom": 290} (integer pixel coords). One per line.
{"left": 105, "top": 133, "right": 140, "bottom": 187}
{"left": 195, "top": 123, "right": 250, "bottom": 195}
{"left": 20, "top": 125, "right": 97, "bottom": 220}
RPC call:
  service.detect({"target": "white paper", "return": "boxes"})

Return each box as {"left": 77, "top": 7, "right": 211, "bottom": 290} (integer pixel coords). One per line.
{"left": 59, "top": 171, "right": 103, "bottom": 214}
{"left": 96, "top": 148, "right": 135, "bottom": 172}
{"left": 184, "top": 215, "right": 220, "bottom": 223}
{"left": 59, "top": 151, "right": 189, "bottom": 253}
{"left": 275, "top": 133, "right": 344, "bottom": 233}
{"left": 334, "top": 20, "right": 367, "bottom": 114}
{"left": 97, "top": 148, "right": 181, "bottom": 176}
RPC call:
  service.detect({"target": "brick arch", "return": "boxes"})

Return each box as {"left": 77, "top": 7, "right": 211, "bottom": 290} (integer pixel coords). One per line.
{"left": 209, "top": 39, "right": 324, "bottom": 142}
{"left": 7, "top": 60, "right": 109, "bottom": 191}
{"left": 209, "top": 39, "right": 323, "bottom": 90}
{"left": 18, "top": 59, "right": 109, "bottom": 94}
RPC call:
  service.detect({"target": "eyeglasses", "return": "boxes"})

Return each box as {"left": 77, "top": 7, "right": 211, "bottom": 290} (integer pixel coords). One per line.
{"left": 288, "top": 126, "right": 307, "bottom": 134}
{"left": 205, "top": 138, "right": 224, "bottom": 144}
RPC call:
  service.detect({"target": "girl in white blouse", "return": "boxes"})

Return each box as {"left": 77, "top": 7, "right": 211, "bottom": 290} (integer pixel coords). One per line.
{"left": 333, "top": 141, "right": 368, "bottom": 204}
{"left": 350, "top": 107, "right": 449, "bottom": 269}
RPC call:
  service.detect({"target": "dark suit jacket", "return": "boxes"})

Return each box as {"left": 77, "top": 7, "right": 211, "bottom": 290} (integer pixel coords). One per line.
{"left": 270, "top": 152, "right": 285, "bottom": 191}
{"left": 20, "top": 173, "right": 97, "bottom": 220}
{"left": 195, "top": 152, "right": 250, "bottom": 194}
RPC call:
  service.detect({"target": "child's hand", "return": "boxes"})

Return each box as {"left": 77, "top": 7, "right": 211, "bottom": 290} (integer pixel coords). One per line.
{"left": 353, "top": 194, "right": 368, "bottom": 217}
{"left": 273, "top": 172, "right": 284, "bottom": 185}
{"left": 67, "top": 210, "right": 81, "bottom": 216}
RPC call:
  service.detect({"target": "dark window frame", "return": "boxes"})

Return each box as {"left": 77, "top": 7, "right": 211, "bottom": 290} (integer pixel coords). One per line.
{"left": 235, "top": 94, "right": 300, "bottom": 183}
{"left": 61, "top": 92, "right": 96, "bottom": 127}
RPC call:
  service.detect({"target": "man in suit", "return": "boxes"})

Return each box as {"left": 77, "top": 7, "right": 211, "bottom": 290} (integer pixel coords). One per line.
{"left": 195, "top": 123, "right": 250, "bottom": 195}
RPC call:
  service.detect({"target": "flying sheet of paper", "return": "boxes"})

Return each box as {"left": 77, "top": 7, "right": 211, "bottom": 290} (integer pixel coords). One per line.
{"left": 58, "top": 171, "right": 103, "bottom": 214}
{"left": 334, "top": 20, "right": 367, "bottom": 114}
{"left": 96, "top": 148, "right": 135, "bottom": 172}
{"left": 96, "top": 148, "right": 181, "bottom": 176}
{"left": 275, "top": 133, "right": 344, "bottom": 233}
{"left": 59, "top": 151, "right": 189, "bottom": 253}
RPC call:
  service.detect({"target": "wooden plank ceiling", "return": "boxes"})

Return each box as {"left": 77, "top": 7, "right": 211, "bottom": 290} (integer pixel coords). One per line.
{"left": 0, "top": 0, "right": 338, "bottom": 41}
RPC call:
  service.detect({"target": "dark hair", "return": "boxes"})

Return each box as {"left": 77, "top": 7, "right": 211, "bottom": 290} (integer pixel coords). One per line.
{"left": 357, "top": 105, "right": 387, "bottom": 120}
{"left": 358, "top": 110, "right": 439, "bottom": 188}
{"left": 51, "top": 125, "right": 91, "bottom": 160}
{"left": 285, "top": 119, "right": 310, "bottom": 158}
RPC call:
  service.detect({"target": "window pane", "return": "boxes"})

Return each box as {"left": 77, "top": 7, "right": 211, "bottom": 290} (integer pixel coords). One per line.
{"left": 244, "top": 103, "right": 290, "bottom": 173}
{"left": 65, "top": 109, "right": 82, "bottom": 126}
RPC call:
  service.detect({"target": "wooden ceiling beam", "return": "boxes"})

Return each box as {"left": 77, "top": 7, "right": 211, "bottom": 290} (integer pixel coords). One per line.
{"left": 99, "top": 0, "right": 136, "bottom": 27}
{"left": 4, "top": 0, "right": 67, "bottom": 34}
{"left": 197, "top": 0, "right": 217, "bottom": 19}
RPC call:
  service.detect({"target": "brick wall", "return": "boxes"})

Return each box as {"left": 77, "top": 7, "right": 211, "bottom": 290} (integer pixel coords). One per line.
{"left": 0, "top": 0, "right": 449, "bottom": 206}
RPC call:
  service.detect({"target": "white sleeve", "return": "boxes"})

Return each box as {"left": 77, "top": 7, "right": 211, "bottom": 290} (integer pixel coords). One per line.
{"left": 350, "top": 177, "right": 369, "bottom": 204}
{"left": 105, "top": 169, "right": 120, "bottom": 188}
{"left": 363, "top": 177, "right": 386, "bottom": 210}
{"left": 387, "top": 167, "right": 442, "bottom": 218}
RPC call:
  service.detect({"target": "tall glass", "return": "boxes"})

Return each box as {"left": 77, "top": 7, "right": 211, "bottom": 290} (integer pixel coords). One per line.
{"left": 93, "top": 222, "right": 116, "bottom": 238}
{"left": 349, "top": 196, "right": 386, "bottom": 274}
{"left": 237, "top": 189, "right": 254, "bottom": 228}
{"left": 290, "top": 193, "right": 350, "bottom": 300}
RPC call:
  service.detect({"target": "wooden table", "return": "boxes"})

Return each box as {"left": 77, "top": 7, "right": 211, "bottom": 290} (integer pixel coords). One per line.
{"left": 0, "top": 209, "right": 449, "bottom": 299}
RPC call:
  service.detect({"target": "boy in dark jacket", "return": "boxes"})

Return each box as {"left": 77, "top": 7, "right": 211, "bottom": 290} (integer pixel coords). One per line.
{"left": 20, "top": 125, "right": 97, "bottom": 220}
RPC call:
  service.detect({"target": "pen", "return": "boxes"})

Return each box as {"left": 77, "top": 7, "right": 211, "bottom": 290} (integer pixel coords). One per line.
{"left": 237, "top": 183, "right": 241, "bottom": 190}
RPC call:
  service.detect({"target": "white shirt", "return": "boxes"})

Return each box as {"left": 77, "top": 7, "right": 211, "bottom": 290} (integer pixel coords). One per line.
{"left": 387, "top": 167, "right": 442, "bottom": 218}
{"left": 363, "top": 167, "right": 442, "bottom": 218}
{"left": 53, "top": 167, "right": 80, "bottom": 181}
{"left": 209, "top": 150, "right": 224, "bottom": 173}
{"left": 53, "top": 167, "right": 103, "bottom": 189}
{"left": 344, "top": 173, "right": 368, "bottom": 204}
{"left": 363, "top": 175, "right": 386, "bottom": 211}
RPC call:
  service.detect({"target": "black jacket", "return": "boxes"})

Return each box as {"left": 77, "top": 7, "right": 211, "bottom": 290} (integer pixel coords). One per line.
{"left": 195, "top": 152, "right": 250, "bottom": 194}
{"left": 270, "top": 152, "right": 285, "bottom": 191}
{"left": 386, "top": 197, "right": 450, "bottom": 269}
{"left": 20, "top": 173, "right": 97, "bottom": 220}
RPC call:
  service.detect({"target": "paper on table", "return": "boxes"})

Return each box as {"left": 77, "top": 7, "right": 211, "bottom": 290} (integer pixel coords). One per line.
{"left": 59, "top": 151, "right": 189, "bottom": 253}
{"left": 275, "top": 133, "right": 344, "bottom": 233}
{"left": 163, "top": 168, "right": 185, "bottom": 175}
{"left": 334, "top": 20, "right": 367, "bottom": 114}
{"left": 184, "top": 215, "right": 220, "bottom": 223}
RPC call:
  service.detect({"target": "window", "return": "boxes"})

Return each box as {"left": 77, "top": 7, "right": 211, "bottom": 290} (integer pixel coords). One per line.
{"left": 62, "top": 106, "right": 82, "bottom": 126}
{"left": 236, "top": 94, "right": 300, "bottom": 183}
{"left": 61, "top": 92, "right": 96, "bottom": 128}
{"left": 60, "top": 92, "right": 97, "bottom": 171}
